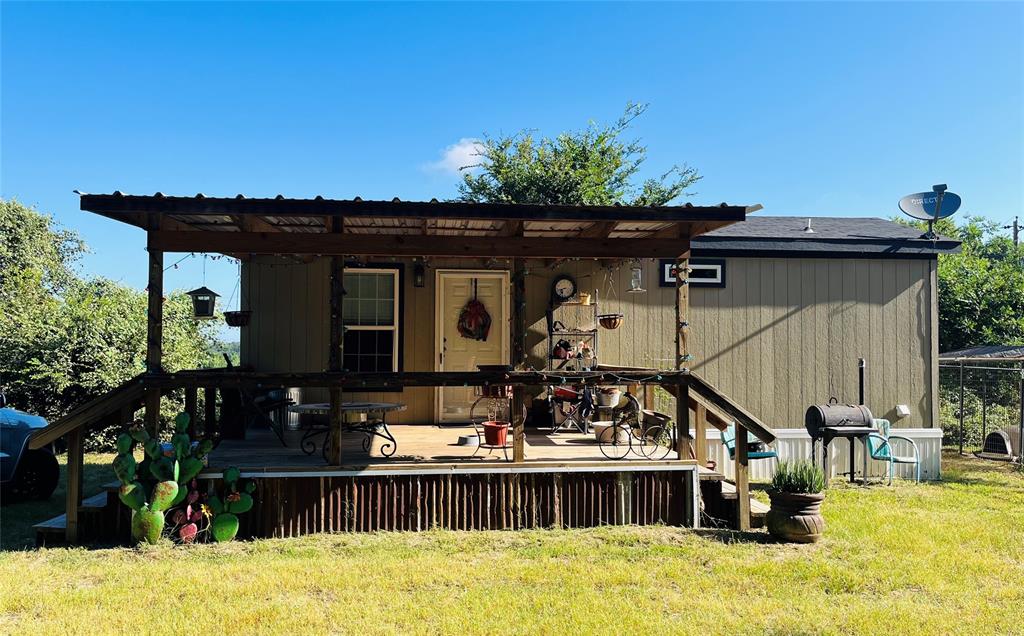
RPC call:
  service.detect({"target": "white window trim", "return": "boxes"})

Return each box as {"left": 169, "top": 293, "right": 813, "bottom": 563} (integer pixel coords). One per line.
{"left": 343, "top": 267, "right": 400, "bottom": 372}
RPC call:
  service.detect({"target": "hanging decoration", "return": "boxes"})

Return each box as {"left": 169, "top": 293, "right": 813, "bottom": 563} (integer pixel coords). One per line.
{"left": 457, "top": 278, "right": 492, "bottom": 341}
{"left": 186, "top": 255, "right": 221, "bottom": 319}
{"left": 223, "top": 258, "right": 251, "bottom": 327}
{"left": 627, "top": 260, "right": 646, "bottom": 294}
{"left": 186, "top": 286, "right": 219, "bottom": 319}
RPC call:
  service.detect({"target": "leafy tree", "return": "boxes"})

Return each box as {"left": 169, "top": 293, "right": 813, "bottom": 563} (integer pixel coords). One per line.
{"left": 899, "top": 216, "right": 1024, "bottom": 353}
{"left": 457, "top": 103, "right": 701, "bottom": 206}
{"left": 0, "top": 199, "right": 223, "bottom": 448}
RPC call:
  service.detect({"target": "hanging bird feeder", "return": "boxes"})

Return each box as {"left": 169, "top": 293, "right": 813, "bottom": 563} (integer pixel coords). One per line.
{"left": 186, "top": 286, "right": 220, "bottom": 319}
{"left": 626, "top": 261, "right": 646, "bottom": 294}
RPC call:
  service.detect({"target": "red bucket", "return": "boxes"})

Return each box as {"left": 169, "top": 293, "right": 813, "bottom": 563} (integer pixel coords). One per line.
{"left": 483, "top": 421, "right": 509, "bottom": 446}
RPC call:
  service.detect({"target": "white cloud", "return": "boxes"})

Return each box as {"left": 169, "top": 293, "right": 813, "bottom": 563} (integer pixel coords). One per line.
{"left": 423, "top": 138, "right": 485, "bottom": 174}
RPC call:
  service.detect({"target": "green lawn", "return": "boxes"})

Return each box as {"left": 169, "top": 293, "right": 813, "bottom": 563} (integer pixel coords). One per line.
{"left": 1, "top": 453, "right": 1022, "bottom": 635}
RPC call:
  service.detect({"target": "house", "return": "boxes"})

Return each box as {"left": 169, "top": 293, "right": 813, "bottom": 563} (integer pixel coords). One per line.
{"left": 29, "top": 194, "right": 957, "bottom": 544}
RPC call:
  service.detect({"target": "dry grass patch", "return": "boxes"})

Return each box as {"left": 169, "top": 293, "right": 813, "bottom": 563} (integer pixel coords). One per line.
{"left": 0, "top": 453, "right": 1021, "bottom": 635}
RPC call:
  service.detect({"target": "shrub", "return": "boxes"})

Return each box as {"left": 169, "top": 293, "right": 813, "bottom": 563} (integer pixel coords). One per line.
{"left": 770, "top": 460, "right": 826, "bottom": 494}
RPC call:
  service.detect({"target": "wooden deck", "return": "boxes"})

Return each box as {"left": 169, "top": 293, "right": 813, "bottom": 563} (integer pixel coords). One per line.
{"left": 208, "top": 424, "right": 695, "bottom": 470}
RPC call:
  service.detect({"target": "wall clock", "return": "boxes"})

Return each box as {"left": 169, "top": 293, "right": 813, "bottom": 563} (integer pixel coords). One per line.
{"left": 551, "top": 274, "right": 577, "bottom": 302}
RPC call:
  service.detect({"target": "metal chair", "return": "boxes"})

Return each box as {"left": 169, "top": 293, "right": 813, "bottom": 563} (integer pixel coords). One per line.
{"left": 865, "top": 418, "right": 920, "bottom": 484}
{"left": 721, "top": 424, "right": 778, "bottom": 463}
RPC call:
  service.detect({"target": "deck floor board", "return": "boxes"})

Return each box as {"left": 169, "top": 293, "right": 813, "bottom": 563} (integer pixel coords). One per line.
{"left": 208, "top": 425, "right": 685, "bottom": 470}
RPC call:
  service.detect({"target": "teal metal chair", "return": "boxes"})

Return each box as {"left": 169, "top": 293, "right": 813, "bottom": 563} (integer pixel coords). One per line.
{"left": 865, "top": 419, "right": 920, "bottom": 484}
{"left": 721, "top": 424, "right": 778, "bottom": 463}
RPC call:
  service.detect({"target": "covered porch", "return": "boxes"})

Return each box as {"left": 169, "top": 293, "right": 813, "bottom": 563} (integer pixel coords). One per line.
{"left": 31, "top": 193, "right": 777, "bottom": 542}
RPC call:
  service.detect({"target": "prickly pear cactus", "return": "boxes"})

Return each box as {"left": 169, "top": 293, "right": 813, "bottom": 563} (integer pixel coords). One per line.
{"left": 206, "top": 466, "right": 255, "bottom": 542}
{"left": 111, "top": 413, "right": 216, "bottom": 545}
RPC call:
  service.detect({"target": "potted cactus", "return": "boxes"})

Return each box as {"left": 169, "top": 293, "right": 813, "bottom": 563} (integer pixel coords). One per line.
{"left": 112, "top": 412, "right": 212, "bottom": 545}
{"left": 766, "top": 460, "right": 827, "bottom": 543}
{"left": 207, "top": 466, "right": 256, "bottom": 542}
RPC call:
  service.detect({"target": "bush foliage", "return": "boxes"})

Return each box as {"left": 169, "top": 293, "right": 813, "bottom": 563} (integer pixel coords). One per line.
{"left": 0, "top": 198, "right": 224, "bottom": 449}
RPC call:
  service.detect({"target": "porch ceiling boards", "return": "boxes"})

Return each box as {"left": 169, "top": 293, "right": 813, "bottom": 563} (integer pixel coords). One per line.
{"left": 78, "top": 192, "right": 760, "bottom": 258}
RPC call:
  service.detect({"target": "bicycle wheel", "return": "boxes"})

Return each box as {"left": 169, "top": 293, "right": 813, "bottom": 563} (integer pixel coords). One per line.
{"left": 598, "top": 423, "right": 631, "bottom": 460}
{"left": 636, "top": 424, "right": 673, "bottom": 460}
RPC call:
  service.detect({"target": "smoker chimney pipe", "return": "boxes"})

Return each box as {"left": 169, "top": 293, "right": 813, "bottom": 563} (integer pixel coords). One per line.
{"left": 858, "top": 358, "right": 866, "bottom": 406}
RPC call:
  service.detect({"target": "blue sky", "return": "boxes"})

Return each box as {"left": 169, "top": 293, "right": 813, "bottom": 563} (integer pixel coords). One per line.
{"left": 3, "top": 1, "right": 1021, "bottom": 330}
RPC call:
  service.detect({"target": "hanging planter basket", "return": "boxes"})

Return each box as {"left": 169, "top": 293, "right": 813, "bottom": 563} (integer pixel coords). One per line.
{"left": 598, "top": 313, "right": 624, "bottom": 330}
{"left": 223, "top": 310, "right": 252, "bottom": 327}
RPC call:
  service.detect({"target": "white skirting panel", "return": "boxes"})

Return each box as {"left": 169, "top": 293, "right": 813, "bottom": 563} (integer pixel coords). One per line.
{"left": 697, "top": 428, "right": 943, "bottom": 482}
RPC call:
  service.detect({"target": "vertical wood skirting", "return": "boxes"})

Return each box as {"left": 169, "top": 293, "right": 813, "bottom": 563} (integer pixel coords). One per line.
{"left": 65, "top": 428, "right": 84, "bottom": 543}
{"left": 735, "top": 424, "right": 751, "bottom": 531}
{"left": 231, "top": 469, "right": 695, "bottom": 536}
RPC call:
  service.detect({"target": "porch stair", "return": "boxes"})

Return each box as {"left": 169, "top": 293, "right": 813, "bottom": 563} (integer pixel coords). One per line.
{"left": 34, "top": 482, "right": 130, "bottom": 547}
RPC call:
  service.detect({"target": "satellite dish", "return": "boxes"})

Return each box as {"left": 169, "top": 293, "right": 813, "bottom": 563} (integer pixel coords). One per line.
{"left": 899, "top": 184, "right": 960, "bottom": 239}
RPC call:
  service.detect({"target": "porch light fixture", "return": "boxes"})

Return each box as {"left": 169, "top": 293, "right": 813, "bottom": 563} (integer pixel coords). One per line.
{"left": 186, "top": 286, "right": 220, "bottom": 319}
{"left": 627, "top": 261, "right": 646, "bottom": 294}
{"left": 413, "top": 262, "right": 426, "bottom": 288}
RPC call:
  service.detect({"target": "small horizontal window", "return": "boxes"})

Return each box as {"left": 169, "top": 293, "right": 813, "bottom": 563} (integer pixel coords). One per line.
{"left": 659, "top": 258, "right": 726, "bottom": 288}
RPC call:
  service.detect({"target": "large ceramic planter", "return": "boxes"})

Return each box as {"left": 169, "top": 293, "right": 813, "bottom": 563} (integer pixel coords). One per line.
{"left": 766, "top": 491, "right": 825, "bottom": 543}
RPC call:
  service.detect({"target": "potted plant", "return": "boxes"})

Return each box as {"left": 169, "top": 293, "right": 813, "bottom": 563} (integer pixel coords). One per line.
{"left": 766, "top": 460, "right": 826, "bottom": 543}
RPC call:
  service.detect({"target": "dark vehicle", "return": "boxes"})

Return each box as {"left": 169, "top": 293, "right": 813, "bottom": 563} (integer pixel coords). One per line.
{"left": 0, "top": 391, "right": 60, "bottom": 502}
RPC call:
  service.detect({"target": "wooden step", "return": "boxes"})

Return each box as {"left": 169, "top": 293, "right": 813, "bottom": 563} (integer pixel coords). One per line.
{"left": 719, "top": 481, "right": 768, "bottom": 529}
{"left": 34, "top": 491, "right": 112, "bottom": 545}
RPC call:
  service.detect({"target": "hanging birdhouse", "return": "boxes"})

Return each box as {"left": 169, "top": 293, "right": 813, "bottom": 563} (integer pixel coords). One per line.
{"left": 186, "top": 286, "right": 220, "bottom": 319}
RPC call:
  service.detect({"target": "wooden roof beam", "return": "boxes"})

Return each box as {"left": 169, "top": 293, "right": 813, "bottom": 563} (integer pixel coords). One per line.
{"left": 148, "top": 230, "right": 695, "bottom": 259}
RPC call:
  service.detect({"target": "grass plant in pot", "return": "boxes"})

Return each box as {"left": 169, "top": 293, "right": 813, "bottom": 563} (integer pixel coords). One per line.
{"left": 766, "top": 460, "right": 826, "bottom": 543}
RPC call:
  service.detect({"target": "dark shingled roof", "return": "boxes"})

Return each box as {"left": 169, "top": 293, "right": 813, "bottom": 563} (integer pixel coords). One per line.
{"left": 692, "top": 216, "right": 960, "bottom": 257}
{"left": 939, "top": 345, "right": 1024, "bottom": 362}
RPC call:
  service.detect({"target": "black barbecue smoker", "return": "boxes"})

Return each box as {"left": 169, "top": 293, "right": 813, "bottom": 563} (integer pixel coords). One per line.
{"left": 805, "top": 358, "right": 876, "bottom": 483}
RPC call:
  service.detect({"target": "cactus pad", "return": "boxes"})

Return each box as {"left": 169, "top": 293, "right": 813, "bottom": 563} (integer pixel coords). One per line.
{"left": 115, "top": 433, "right": 134, "bottom": 455}
{"left": 150, "top": 480, "right": 180, "bottom": 512}
{"left": 210, "top": 513, "right": 239, "bottom": 542}
{"left": 118, "top": 482, "right": 147, "bottom": 511}
{"left": 178, "top": 457, "right": 205, "bottom": 484}
{"left": 174, "top": 412, "right": 190, "bottom": 432}
{"left": 226, "top": 492, "right": 253, "bottom": 515}
{"left": 112, "top": 453, "right": 137, "bottom": 485}
{"left": 131, "top": 508, "right": 165, "bottom": 545}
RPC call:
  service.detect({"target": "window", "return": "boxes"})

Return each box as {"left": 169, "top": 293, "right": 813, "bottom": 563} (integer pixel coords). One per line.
{"left": 342, "top": 268, "right": 400, "bottom": 372}
{"left": 659, "top": 258, "right": 726, "bottom": 288}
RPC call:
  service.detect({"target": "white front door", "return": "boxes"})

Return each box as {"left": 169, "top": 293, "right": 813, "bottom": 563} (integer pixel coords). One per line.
{"left": 435, "top": 270, "right": 510, "bottom": 422}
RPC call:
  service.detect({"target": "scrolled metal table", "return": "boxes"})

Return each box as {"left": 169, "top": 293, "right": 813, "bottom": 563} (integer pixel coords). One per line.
{"left": 289, "top": 402, "right": 406, "bottom": 460}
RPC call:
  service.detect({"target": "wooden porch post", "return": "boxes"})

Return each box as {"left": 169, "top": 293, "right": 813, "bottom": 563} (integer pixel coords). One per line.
{"left": 328, "top": 216, "right": 346, "bottom": 465}
{"left": 512, "top": 258, "right": 527, "bottom": 463}
{"left": 184, "top": 386, "right": 198, "bottom": 438}
{"left": 144, "top": 231, "right": 163, "bottom": 438}
{"left": 674, "top": 245, "right": 692, "bottom": 460}
{"left": 735, "top": 423, "right": 751, "bottom": 531}
{"left": 695, "top": 403, "right": 708, "bottom": 466}
{"left": 203, "top": 386, "right": 217, "bottom": 438}
{"left": 64, "top": 428, "right": 84, "bottom": 542}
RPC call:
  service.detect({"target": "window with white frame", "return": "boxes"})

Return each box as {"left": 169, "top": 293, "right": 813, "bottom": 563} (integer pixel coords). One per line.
{"left": 342, "top": 268, "right": 400, "bottom": 372}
